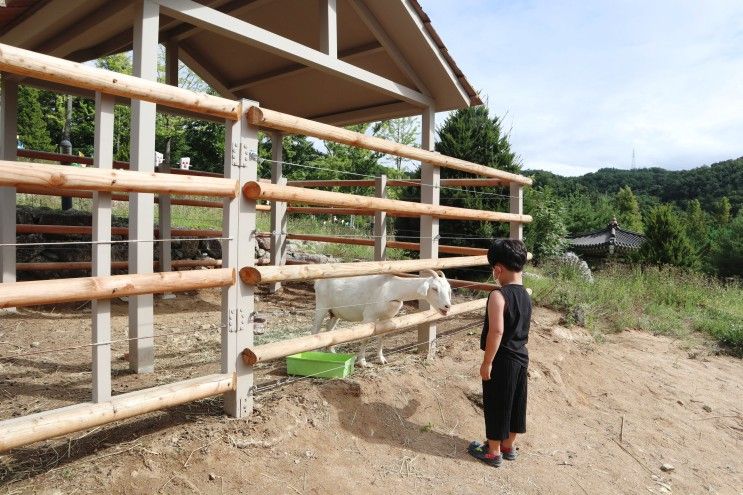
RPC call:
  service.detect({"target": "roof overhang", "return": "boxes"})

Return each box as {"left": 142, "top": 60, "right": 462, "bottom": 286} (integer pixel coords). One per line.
{"left": 0, "top": 0, "right": 481, "bottom": 125}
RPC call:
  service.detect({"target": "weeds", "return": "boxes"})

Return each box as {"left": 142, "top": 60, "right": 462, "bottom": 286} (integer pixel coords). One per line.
{"left": 528, "top": 263, "right": 743, "bottom": 356}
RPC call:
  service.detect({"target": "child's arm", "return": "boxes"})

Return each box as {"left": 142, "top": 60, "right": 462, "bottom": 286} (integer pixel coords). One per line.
{"left": 480, "top": 291, "right": 505, "bottom": 380}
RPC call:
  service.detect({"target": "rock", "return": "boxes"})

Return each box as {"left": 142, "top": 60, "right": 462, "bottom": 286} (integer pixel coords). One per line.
{"left": 208, "top": 473, "right": 217, "bottom": 481}
{"left": 30, "top": 342, "right": 40, "bottom": 348}
{"left": 702, "top": 405, "right": 712, "bottom": 413}
{"left": 676, "top": 400, "right": 684, "bottom": 406}
{"left": 660, "top": 463, "right": 675, "bottom": 472}
{"left": 200, "top": 324, "right": 211, "bottom": 331}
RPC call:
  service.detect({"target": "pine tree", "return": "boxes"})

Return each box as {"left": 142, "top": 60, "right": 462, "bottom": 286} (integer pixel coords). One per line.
{"left": 686, "top": 199, "right": 707, "bottom": 241}
{"left": 16, "top": 85, "right": 54, "bottom": 151}
{"left": 614, "top": 185, "right": 643, "bottom": 232}
{"left": 640, "top": 204, "right": 699, "bottom": 268}
{"left": 718, "top": 196, "right": 732, "bottom": 225}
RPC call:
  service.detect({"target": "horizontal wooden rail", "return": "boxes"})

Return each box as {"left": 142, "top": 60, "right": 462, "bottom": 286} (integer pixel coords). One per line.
{"left": 287, "top": 178, "right": 505, "bottom": 188}
{"left": 248, "top": 107, "right": 532, "bottom": 185}
{"left": 0, "top": 373, "right": 234, "bottom": 452}
{"left": 15, "top": 185, "right": 270, "bottom": 210}
{"left": 17, "top": 149, "right": 224, "bottom": 178}
{"left": 240, "top": 256, "right": 488, "bottom": 285}
{"left": 281, "top": 233, "right": 488, "bottom": 256}
{"left": 242, "top": 297, "right": 486, "bottom": 365}
{"left": 285, "top": 207, "right": 416, "bottom": 218}
{"left": 0, "top": 269, "right": 235, "bottom": 308}
{"left": 16, "top": 224, "right": 223, "bottom": 238}
{"left": 16, "top": 258, "right": 313, "bottom": 272}
{"left": 0, "top": 43, "right": 239, "bottom": 120}
{"left": 0, "top": 161, "right": 238, "bottom": 198}
{"left": 243, "top": 182, "right": 532, "bottom": 223}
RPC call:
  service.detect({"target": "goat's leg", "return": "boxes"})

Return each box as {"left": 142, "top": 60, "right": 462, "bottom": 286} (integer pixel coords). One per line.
{"left": 376, "top": 337, "right": 387, "bottom": 365}
{"left": 326, "top": 317, "right": 340, "bottom": 353}
{"left": 356, "top": 339, "right": 371, "bottom": 368}
{"left": 312, "top": 309, "right": 326, "bottom": 335}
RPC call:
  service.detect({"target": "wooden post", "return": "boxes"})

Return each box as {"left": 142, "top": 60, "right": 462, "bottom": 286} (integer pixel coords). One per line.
{"left": 159, "top": 40, "right": 178, "bottom": 300}
{"left": 128, "top": 0, "right": 159, "bottom": 374}
{"left": 319, "top": 0, "right": 338, "bottom": 57}
{"left": 0, "top": 74, "right": 17, "bottom": 314}
{"left": 509, "top": 183, "right": 524, "bottom": 240}
{"left": 374, "top": 174, "right": 387, "bottom": 261}
{"left": 269, "top": 131, "right": 287, "bottom": 293}
{"left": 418, "top": 107, "right": 438, "bottom": 358}
{"left": 222, "top": 99, "right": 258, "bottom": 418}
{"left": 92, "top": 92, "right": 115, "bottom": 403}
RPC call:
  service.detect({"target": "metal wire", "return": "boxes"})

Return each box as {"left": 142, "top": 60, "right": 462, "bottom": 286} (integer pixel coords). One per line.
{"left": 0, "top": 326, "right": 223, "bottom": 362}
{"left": 251, "top": 320, "right": 482, "bottom": 395}
{"left": 2, "top": 236, "right": 231, "bottom": 248}
{"left": 258, "top": 157, "right": 521, "bottom": 200}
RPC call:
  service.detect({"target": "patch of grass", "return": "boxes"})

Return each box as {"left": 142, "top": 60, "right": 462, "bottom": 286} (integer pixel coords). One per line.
{"left": 527, "top": 263, "right": 743, "bottom": 355}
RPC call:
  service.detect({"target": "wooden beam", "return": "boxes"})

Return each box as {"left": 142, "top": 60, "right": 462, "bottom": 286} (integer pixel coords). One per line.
{"left": 418, "top": 105, "right": 438, "bottom": 357}
{"left": 239, "top": 256, "right": 487, "bottom": 285}
{"left": 510, "top": 183, "right": 524, "bottom": 240}
{"left": 0, "top": 373, "right": 234, "bottom": 452}
{"left": 15, "top": 224, "right": 223, "bottom": 238}
{"left": 163, "top": 0, "right": 275, "bottom": 43}
{"left": 228, "top": 42, "right": 383, "bottom": 93}
{"left": 156, "top": 0, "right": 433, "bottom": 107}
{"left": 0, "top": 43, "right": 240, "bottom": 120}
{"left": 0, "top": 75, "right": 18, "bottom": 311}
{"left": 311, "top": 101, "right": 412, "bottom": 127}
{"left": 285, "top": 178, "right": 506, "bottom": 188}
{"left": 242, "top": 297, "right": 486, "bottom": 365}
{"left": 0, "top": 268, "right": 235, "bottom": 309}
{"left": 319, "top": 0, "right": 338, "bottom": 58}
{"left": 0, "top": 161, "right": 238, "bottom": 198}
{"left": 347, "top": 0, "right": 430, "bottom": 96}
{"left": 247, "top": 107, "right": 533, "bottom": 184}
{"left": 178, "top": 42, "right": 238, "bottom": 99}
{"left": 16, "top": 259, "right": 224, "bottom": 272}
{"left": 242, "top": 181, "right": 532, "bottom": 223}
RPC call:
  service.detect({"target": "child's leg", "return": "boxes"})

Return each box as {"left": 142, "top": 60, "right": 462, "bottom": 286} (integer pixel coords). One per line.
{"left": 501, "top": 432, "right": 517, "bottom": 450}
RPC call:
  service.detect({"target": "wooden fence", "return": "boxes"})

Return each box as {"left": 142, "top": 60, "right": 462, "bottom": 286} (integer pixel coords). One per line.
{"left": 0, "top": 42, "right": 531, "bottom": 452}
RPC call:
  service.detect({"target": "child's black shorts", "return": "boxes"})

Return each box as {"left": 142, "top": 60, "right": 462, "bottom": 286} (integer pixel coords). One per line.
{"left": 482, "top": 357, "right": 527, "bottom": 441}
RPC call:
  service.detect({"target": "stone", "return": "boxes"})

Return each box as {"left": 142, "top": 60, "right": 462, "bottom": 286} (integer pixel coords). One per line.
{"left": 702, "top": 405, "right": 712, "bottom": 413}
{"left": 30, "top": 342, "right": 40, "bottom": 348}
{"left": 208, "top": 473, "right": 217, "bottom": 481}
{"left": 660, "top": 463, "right": 675, "bottom": 472}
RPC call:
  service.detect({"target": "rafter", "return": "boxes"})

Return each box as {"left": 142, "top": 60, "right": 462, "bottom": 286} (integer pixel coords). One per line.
{"left": 156, "top": 0, "right": 433, "bottom": 107}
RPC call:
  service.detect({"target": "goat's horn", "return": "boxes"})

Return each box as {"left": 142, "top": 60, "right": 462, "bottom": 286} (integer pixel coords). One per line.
{"left": 436, "top": 270, "right": 446, "bottom": 279}
{"left": 420, "top": 269, "right": 438, "bottom": 278}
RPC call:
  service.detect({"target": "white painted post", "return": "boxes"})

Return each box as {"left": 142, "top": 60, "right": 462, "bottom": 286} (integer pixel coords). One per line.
{"left": 374, "top": 174, "right": 387, "bottom": 261}
{"left": 0, "top": 75, "right": 18, "bottom": 314}
{"left": 319, "top": 0, "right": 338, "bottom": 58}
{"left": 509, "top": 183, "right": 524, "bottom": 240}
{"left": 418, "top": 107, "right": 438, "bottom": 358}
{"left": 128, "top": 0, "right": 158, "bottom": 374}
{"left": 269, "top": 131, "right": 287, "bottom": 294}
{"left": 159, "top": 40, "right": 178, "bottom": 300}
{"left": 222, "top": 99, "right": 258, "bottom": 418}
{"left": 92, "top": 92, "right": 114, "bottom": 403}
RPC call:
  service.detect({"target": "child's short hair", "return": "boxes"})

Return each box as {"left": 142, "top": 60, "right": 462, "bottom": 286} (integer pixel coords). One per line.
{"left": 487, "top": 239, "right": 527, "bottom": 272}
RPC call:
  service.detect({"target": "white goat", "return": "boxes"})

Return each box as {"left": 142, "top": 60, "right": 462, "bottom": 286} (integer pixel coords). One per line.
{"left": 312, "top": 269, "right": 452, "bottom": 367}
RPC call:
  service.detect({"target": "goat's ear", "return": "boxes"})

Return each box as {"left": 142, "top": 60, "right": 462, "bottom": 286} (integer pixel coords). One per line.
{"left": 416, "top": 280, "right": 430, "bottom": 297}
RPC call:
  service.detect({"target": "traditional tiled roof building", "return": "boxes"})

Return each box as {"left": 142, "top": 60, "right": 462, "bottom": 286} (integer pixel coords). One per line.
{"left": 568, "top": 218, "right": 645, "bottom": 257}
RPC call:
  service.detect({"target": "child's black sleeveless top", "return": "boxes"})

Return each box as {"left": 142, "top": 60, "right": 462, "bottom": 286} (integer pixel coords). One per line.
{"left": 480, "top": 284, "right": 531, "bottom": 366}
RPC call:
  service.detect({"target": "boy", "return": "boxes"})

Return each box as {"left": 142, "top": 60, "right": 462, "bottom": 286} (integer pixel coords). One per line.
{"left": 468, "top": 239, "right": 531, "bottom": 467}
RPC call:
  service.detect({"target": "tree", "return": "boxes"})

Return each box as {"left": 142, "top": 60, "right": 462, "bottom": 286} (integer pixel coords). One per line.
{"left": 686, "top": 199, "right": 707, "bottom": 241}
{"left": 372, "top": 117, "right": 419, "bottom": 171}
{"left": 16, "top": 85, "right": 54, "bottom": 151}
{"left": 639, "top": 204, "right": 699, "bottom": 268}
{"left": 614, "top": 185, "right": 643, "bottom": 232}
{"left": 718, "top": 196, "right": 732, "bottom": 225}
{"left": 524, "top": 188, "right": 568, "bottom": 260}
{"left": 710, "top": 212, "right": 743, "bottom": 277}
{"left": 394, "top": 105, "right": 521, "bottom": 248}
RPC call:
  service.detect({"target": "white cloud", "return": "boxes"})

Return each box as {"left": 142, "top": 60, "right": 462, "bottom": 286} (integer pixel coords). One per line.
{"left": 423, "top": 0, "right": 743, "bottom": 175}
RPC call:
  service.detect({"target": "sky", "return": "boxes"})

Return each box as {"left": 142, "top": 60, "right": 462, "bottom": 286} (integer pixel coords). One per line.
{"left": 422, "top": 0, "right": 743, "bottom": 176}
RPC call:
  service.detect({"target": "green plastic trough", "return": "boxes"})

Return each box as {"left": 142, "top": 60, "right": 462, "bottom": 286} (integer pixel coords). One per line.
{"left": 286, "top": 351, "right": 356, "bottom": 379}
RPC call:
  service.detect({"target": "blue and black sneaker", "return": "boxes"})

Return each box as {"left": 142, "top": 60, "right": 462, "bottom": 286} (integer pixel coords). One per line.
{"left": 467, "top": 440, "right": 502, "bottom": 467}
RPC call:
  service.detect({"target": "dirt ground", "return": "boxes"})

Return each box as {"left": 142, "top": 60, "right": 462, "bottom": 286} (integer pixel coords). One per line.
{"left": 0, "top": 284, "right": 741, "bottom": 495}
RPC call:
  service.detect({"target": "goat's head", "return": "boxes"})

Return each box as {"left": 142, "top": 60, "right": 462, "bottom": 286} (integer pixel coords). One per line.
{"left": 416, "top": 269, "right": 452, "bottom": 316}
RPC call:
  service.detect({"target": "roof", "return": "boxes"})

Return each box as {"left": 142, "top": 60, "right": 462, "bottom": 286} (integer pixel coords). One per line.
{"left": 0, "top": 0, "right": 481, "bottom": 125}
{"left": 568, "top": 219, "right": 645, "bottom": 256}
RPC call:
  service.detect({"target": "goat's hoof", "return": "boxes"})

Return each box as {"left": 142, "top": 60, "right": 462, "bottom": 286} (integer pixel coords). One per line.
{"left": 327, "top": 346, "right": 337, "bottom": 353}
{"left": 378, "top": 356, "right": 388, "bottom": 365}
{"left": 356, "top": 359, "right": 371, "bottom": 368}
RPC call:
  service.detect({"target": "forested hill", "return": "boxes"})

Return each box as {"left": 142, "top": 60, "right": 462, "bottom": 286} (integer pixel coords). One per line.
{"left": 526, "top": 157, "right": 743, "bottom": 213}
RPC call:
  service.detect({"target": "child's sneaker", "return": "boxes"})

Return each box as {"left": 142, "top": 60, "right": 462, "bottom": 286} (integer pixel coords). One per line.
{"left": 501, "top": 446, "right": 518, "bottom": 461}
{"left": 467, "top": 441, "right": 502, "bottom": 467}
